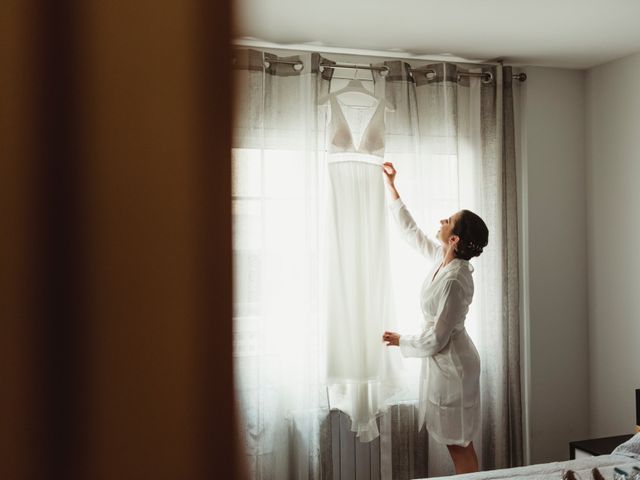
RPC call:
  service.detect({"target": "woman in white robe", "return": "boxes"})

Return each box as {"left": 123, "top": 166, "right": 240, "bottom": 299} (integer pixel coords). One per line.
{"left": 380, "top": 162, "right": 489, "bottom": 475}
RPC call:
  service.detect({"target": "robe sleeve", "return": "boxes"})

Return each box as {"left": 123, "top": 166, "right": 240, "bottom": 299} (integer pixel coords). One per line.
{"left": 399, "top": 279, "right": 468, "bottom": 358}
{"left": 389, "top": 197, "right": 441, "bottom": 262}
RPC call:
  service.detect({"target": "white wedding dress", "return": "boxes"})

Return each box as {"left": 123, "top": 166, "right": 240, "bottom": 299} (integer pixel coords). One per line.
{"left": 325, "top": 92, "right": 403, "bottom": 442}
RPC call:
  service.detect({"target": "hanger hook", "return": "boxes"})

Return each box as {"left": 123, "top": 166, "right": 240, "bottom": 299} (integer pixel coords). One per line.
{"left": 354, "top": 66, "right": 358, "bottom": 80}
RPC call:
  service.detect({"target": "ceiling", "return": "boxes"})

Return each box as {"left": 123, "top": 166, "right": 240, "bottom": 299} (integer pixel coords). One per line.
{"left": 234, "top": 0, "right": 640, "bottom": 69}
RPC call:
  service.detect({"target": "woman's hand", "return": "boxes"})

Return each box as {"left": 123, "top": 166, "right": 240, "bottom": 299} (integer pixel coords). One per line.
{"left": 382, "top": 162, "right": 396, "bottom": 186}
{"left": 382, "top": 331, "right": 401, "bottom": 347}
{"left": 381, "top": 162, "right": 400, "bottom": 200}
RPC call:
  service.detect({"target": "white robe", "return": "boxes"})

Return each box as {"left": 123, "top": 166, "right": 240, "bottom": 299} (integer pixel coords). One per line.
{"left": 389, "top": 198, "right": 481, "bottom": 447}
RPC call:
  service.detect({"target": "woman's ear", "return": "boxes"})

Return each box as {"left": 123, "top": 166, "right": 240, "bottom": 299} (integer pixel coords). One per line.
{"left": 449, "top": 235, "right": 460, "bottom": 247}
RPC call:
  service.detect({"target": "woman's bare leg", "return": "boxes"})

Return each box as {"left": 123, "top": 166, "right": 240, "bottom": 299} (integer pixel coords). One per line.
{"left": 446, "top": 442, "right": 479, "bottom": 474}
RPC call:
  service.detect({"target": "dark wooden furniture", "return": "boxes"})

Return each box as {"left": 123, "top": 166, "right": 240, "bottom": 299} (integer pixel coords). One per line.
{"left": 569, "top": 434, "right": 634, "bottom": 460}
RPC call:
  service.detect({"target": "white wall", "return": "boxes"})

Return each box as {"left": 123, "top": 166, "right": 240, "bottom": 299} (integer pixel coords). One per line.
{"left": 519, "top": 66, "right": 590, "bottom": 464}
{"left": 586, "top": 52, "right": 640, "bottom": 437}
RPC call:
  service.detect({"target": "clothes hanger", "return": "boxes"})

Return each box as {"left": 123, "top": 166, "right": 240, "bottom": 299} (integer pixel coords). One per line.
{"left": 330, "top": 67, "right": 378, "bottom": 99}
{"left": 318, "top": 66, "right": 392, "bottom": 109}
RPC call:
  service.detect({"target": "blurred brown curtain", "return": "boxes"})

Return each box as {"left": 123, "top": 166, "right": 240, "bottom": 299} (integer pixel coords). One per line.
{"left": 0, "top": 0, "right": 239, "bottom": 478}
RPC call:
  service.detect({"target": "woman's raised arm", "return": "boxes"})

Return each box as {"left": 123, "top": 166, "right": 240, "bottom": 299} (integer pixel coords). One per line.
{"left": 382, "top": 163, "right": 441, "bottom": 261}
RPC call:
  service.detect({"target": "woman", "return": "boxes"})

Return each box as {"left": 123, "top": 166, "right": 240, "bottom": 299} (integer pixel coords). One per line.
{"left": 381, "top": 162, "right": 488, "bottom": 475}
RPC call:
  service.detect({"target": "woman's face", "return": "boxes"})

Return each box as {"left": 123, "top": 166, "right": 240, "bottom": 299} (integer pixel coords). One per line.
{"left": 437, "top": 211, "right": 462, "bottom": 246}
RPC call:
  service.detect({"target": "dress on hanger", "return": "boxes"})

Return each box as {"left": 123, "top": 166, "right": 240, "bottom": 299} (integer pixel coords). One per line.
{"left": 325, "top": 91, "right": 403, "bottom": 442}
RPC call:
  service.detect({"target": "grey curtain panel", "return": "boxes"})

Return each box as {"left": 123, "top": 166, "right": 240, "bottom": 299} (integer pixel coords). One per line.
{"left": 478, "top": 66, "right": 524, "bottom": 471}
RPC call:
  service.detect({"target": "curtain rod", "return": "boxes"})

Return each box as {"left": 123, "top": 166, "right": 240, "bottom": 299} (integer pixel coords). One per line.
{"left": 233, "top": 38, "right": 527, "bottom": 81}
{"left": 261, "top": 58, "right": 527, "bottom": 82}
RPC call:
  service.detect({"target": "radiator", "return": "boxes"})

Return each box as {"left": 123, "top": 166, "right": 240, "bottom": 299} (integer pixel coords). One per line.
{"left": 328, "top": 405, "right": 429, "bottom": 480}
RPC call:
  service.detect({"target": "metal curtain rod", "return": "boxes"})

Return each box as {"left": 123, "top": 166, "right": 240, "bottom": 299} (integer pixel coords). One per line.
{"left": 261, "top": 58, "right": 527, "bottom": 82}
{"left": 318, "top": 61, "right": 390, "bottom": 75}
{"left": 409, "top": 67, "right": 494, "bottom": 84}
{"left": 262, "top": 59, "right": 389, "bottom": 74}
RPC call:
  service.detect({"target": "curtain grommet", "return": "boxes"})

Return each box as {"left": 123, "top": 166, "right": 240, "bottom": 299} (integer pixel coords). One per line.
{"left": 482, "top": 71, "right": 494, "bottom": 84}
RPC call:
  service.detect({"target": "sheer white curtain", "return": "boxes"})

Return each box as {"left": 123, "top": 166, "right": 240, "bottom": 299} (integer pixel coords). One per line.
{"left": 232, "top": 49, "right": 331, "bottom": 479}
{"left": 232, "top": 49, "right": 522, "bottom": 479}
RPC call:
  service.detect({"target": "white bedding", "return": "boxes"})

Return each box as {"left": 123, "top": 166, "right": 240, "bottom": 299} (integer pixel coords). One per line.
{"left": 423, "top": 433, "right": 640, "bottom": 480}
